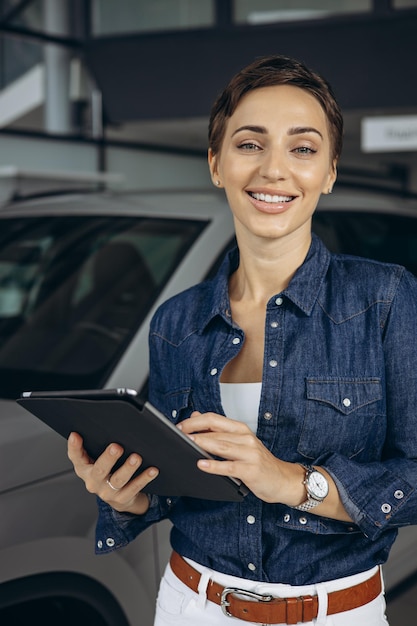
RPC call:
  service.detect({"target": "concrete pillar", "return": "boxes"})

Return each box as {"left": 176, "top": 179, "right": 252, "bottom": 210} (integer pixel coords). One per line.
{"left": 43, "top": 0, "right": 72, "bottom": 134}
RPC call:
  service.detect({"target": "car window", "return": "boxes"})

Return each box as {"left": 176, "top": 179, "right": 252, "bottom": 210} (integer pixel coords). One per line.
{"left": 313, "top": 211, "right": 417, "bottom": 276}
{"left": 0, "top": 215, "right": 206, "bottom": 398}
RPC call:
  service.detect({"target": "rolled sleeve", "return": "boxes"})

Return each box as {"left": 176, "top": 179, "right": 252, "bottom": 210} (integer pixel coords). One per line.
{"left": 95, "top": 494, "right": 175, "bottom": 554}
{"left": 323, "top": 455, "right": 417, "bottom": 540}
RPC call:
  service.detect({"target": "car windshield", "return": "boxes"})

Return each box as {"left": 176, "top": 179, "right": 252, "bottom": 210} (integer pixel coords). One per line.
{"left": 0, "top": 215, "right": 206, "bottom": 398}
{"left": 313, "top": 210, "right": 417, "bottom": 276}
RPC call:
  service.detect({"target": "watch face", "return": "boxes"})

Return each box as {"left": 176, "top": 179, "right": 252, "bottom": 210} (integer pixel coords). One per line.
{"left": 308, "top": 470, "right": 329, "bottom": 499}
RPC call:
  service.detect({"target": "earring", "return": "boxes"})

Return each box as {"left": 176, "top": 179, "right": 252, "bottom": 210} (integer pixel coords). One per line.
{"left": 328, "top": 188, "right": 333, "bottom": 194}
{"left": 215, "top": 180, "right": 221, "bottom": 186}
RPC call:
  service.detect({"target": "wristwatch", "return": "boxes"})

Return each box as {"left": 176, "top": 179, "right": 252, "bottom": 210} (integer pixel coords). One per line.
{"left": 294, "top": 465, "right": 329, "bottom": 512}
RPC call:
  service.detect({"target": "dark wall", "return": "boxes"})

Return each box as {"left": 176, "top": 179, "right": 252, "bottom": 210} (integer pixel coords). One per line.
{"left": 83, "top": 11, "right": 417, "bottom": 123}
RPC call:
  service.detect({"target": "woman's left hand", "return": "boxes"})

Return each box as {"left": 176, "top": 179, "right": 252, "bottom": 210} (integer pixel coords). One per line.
{"left": 178, "top": 411, "right": 304, "bottom": 505}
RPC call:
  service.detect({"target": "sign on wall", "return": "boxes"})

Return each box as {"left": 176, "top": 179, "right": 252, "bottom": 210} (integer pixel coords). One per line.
{"left": 361, "top": 115, "right": 417, "bottom": 153}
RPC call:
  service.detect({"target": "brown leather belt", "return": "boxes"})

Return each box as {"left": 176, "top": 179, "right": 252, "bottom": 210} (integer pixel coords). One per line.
{"left": 170, "top": 551, "right": 382, "bottom": 624}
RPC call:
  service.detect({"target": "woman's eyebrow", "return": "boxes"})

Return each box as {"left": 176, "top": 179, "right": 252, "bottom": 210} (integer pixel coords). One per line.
{"left": 231, "top": 125, "right": 324, "bottom": 140}
{"left": 231, "top": 125, "right": 267, "bottom": 137}
{"left": 288, "top": 126, "right": 323, "bottom": 139}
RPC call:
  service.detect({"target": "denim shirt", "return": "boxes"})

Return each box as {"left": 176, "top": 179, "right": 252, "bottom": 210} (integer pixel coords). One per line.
{"left": 95, "top": 234, "right": 417, "bottom": 585}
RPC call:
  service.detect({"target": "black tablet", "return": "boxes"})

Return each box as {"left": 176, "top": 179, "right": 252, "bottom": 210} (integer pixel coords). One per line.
{"left": 17, "top": 388, "right": 249, "bottom": 502}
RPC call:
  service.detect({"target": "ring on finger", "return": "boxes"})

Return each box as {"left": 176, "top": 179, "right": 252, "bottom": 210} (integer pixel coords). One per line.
{"left": 106, "top": 478, "right": 121, "bottom": 491}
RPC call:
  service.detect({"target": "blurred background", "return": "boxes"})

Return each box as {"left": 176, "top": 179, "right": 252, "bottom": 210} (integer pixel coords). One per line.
{"left": 1, "top": 0, "right": 417, "bottom": 192}
{"left": 1, "top": 2, "right": 417, "bottom": 625}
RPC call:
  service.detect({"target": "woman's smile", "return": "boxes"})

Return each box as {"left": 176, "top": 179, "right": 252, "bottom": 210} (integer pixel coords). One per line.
{"left": 246, "top": 189, "right": 297, "bottom": 214}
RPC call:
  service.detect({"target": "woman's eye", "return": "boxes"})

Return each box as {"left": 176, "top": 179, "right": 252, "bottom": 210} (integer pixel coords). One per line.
{"left": 238, "top": 142, "right": 261, "bottom": 151}
{"left": 293, "top": 146, "right": 317, "bottom": 155}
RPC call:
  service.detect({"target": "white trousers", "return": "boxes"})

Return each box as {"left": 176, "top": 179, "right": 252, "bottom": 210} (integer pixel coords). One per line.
{"left": 154, "top": 558, "right": 389, "bottom": 626}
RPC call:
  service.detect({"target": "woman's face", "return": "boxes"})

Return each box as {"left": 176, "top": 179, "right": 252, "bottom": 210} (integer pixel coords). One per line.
{"left": 208, "top": 85, "right": 337, "bottom": 246}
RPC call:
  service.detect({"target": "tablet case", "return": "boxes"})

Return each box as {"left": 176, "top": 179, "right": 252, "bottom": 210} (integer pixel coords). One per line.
{"left": 17, "top": 388, "right": 249, "bottom": 502}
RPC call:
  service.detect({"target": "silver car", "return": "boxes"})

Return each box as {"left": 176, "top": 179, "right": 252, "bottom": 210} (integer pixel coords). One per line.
{"left": 1, "top": 184, "right": 417, "bottom": 624}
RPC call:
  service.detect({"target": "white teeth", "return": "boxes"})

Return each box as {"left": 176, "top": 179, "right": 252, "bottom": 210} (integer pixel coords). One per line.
{"left": 251, "top": 192, "right": 292, "bottom": 203}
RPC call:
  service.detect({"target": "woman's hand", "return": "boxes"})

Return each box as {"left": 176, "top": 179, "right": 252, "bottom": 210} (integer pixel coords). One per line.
{"left": 67, "top": 432, "right": 159, "bottom": 515}
{"left": 178, "top": 411, "right": 305, "bottom": 506}
{"left": 179, "top": 412, "right": 353, "bottom": 521}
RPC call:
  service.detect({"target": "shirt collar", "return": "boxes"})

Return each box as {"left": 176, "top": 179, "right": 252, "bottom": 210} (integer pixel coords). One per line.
{"left": 281, "top": 234, "right": 331, "bottom": 315}
{"left": 199, "top": 234, "right": 331, "bottom": 331}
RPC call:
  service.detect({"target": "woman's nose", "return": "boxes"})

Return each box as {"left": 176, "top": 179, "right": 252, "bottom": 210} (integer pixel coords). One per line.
{"left": 258, "top": 147, "right": 288, "bottom": 181}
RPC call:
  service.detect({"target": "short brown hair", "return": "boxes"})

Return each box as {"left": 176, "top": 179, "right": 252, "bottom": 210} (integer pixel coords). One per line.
{"left": 208, "top": 55, "right": 343, "bottom": 164}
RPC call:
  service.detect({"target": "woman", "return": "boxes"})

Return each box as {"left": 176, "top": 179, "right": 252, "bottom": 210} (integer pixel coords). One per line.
{"left": 68, "top": 55, "right": 417, "bottom": 625}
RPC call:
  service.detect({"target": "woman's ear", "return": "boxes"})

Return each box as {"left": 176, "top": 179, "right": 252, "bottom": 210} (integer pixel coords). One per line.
{"left": 208, "top": 149, "right": 221, "bottom": 187}
{"left": 325, "top": 160, "right": 338, "bottom": 194}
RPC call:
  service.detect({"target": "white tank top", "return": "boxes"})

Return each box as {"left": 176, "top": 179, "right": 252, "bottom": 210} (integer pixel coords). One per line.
{"left": 219, "top": 382, "right": 262, "bottom": 433}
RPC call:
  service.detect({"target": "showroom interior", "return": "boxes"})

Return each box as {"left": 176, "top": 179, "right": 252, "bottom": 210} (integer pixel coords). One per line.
{"left": 2, "top": 0, "right": 417, "bottom": 194}
{"left": 1, "top": 1, "right": 417, "bottom": 624}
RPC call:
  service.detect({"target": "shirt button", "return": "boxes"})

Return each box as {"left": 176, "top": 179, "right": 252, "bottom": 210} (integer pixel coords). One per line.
{"left": 210, "top": 368, "right": 218, "bottom": 376}
{"left": 342, "top": 398, "right": 351, "bottom": 408}
{"left": 263, "top": 411, "right": 273, "bottom": 421}
{"left": 248, "top": 563, "right": 256, "bottom": 571}
{"left": 106, "top": 537, "right": 115, "bottom": 547}
{"left": 270, "top": 321, "right": 279, "bottom": 328}
{"left": 299, "top": 517, "right": 308, "bottom": 525}
{"left": 394, "top": 490, "right": 404, "bottom": 499}
{"left": 171, "top": 409, "right": 177, "bottom": 418}
{"left": 97, "top": 540, "right": 103, "bottom": 549}
{"left": 232, "top": 337, "right": 241, "bottom": 345}
{"left": 269, "top": 359, "right": 278, "bottom": 368}
{"left": 166, "top": 498, "right": 172, "bottom": 506}
{"left": 275, "top": 297, "right": 283, "bottom": 306}
{"left": 283, "top": 514, "right": 290, "bottom": 522}
{"left": 247, "top": 515, "right": 256, "bottom": 524}
{"left": 381, "top": 503, "right": 392, "bottom": 514}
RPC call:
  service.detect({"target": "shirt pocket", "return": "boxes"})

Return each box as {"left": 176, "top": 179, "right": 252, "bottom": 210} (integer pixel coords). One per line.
{"left": 157, "top": 389, "right": 195, "bottom": 424}
{"left": 297, "top": 377, "right": 383, "bottom": 460}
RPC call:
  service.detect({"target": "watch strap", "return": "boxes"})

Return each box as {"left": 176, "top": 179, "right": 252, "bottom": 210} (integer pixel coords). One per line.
{"left": 294, "top": 496, "right": 321, "bottom": 511}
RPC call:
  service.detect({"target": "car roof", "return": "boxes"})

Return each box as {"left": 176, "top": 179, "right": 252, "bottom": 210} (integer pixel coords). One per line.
{"left": 1, "top": 184, "right": 417, "bottom": 219}
{"left": 0, "top": 189, "right": 231, "bottom": 221}
{"left": 317, "top": 185, "right": 417, "bottom": 216}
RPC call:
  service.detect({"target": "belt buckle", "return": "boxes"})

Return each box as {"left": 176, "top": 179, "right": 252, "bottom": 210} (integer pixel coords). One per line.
{"left": 220, "top": 587, "right": 273, "bottom": 618}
